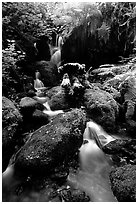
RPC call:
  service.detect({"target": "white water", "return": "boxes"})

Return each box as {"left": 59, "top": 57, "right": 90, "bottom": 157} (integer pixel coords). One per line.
{"left": 3, "top": 121, "right": 117, "bottom": 202}
{"left": 67, "top": 121, "right": 117, "bottom": 202}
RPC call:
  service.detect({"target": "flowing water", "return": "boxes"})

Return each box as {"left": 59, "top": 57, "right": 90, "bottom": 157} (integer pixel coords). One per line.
{"left": 2, "top": 121, "right": 118, "bottom": 202}
{"left": 67, "top": 121, "right": 118, "bottom": 202}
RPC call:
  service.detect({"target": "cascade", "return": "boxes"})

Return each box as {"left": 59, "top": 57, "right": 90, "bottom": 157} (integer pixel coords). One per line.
{"left": 67, "top": 121, "right": 117, "bottom": 202}
{"left": 2, "top": 121, "right": 117, "bottom": 202}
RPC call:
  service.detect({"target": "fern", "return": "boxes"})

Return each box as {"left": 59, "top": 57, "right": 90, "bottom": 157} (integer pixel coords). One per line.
{"left": 97, "top": 22, "right": 110, "bottom": 44}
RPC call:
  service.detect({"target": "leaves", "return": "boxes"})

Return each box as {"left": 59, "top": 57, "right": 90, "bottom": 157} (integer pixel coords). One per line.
{"left": 97, "top": 23, "right": 110, "bottom": 44}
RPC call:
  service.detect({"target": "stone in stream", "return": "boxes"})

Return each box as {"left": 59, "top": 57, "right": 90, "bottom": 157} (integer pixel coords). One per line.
{"left": 110, "top": 164, "right": 136, "bottom": 202}
{"left": 102, "top": 138, "right": 136, "bottom": 166}
{"left": 35, "top": 61, "right": 60, "bottom": 87}
{"left": 46, "top": 86, "right": 71, "bottom": 110}
{"left": 83, "top": 87, "right": 119, "bottom": 132}
{"left": 2, "top": 96, "right": 23, "bottom": 172}
{"left": 15, "top": 109, "right": 86, "bottom": 174}
{"left": 19, "top": 96, "right": 45, "bottom": 116}
{"left": 19, "top": 97, "right": 49, "bottom": 133}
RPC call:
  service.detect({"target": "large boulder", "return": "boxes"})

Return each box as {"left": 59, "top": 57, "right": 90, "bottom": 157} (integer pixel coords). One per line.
{"left": 35, "top": 61, "right": 60, "bottom": 87}
{"left": 89, "top": 62, "right": 134, "bottom": 84}
{"left": 20, "top": 97, "right": 45, "bottom": 116}
{"left": 46, "top": 86, "right": 82, "bottom": 110}
{"left": 110, "top": 164, "right": 136, "bottom": 202}
{"left": 89, "top": 66, "right": 115, "bottom": 84}
{"left": 83, "top": 88, "right": 119, "bottom": 132}
{"left": 46, "top": 86, "right": 71, "bottom": 110}
{"left": 101, "top": 84, "right": 121, "bottom": 103}
{"left": 19, "top": 97, "right": 49, "bottom": 133}
{"left": 15, "top": 109, "right": 86, "bottom": 174}
{"left": 2, "top": 96, "right": 22, "bottom": 171}
{"left": 102, "top": 139, "right": 136, "bottom": 166}
{"left": 118, "top": 74, "right": 136, "bottom": 137}
{"left": 103, "top": 62, "right": 136, "bottom": 90}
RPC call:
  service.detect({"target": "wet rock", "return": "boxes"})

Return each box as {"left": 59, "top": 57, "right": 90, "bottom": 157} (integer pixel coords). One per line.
{"left": 46, "top": 86, "right": 61, "bottom": 99}
{"left": 35, "top": 61, "right": 59, "bottom": 87}
{"left": 83, "top": 88, "right": 119, "bottom": 132}
{"left": 20, "top": 109, "right": 50, "bottom": 134}
{"left": 119, "top": 74, "right": 136, "bottom": 136}
{"left": 2, "top": 96, "right": 22, "bottom": 171}
{"left": 102, "top": 84, "right": 121, "bottom": 103}
{"left": 50, "top": 165, "right": 69, "bottom": 184}
{"left": 58, "top": 63, "right": 86, "bottom": 79}
{"left": 19, "top": 97, "right": 49, "bottom": 133}
{"left": 104, "top": 72, "right": 131, "bottom": 90}
{"left": 102, "top": 139, "right": 136, "bottom": 166}
{"left": 110, "top": 164, "right": 136, "bottom": 202}
{"left": 15, "top": 109, "right": 86, "bottom": 174}
{"left": 103, "top": 64, "right": 136, "bottom": 90}
{"left": 58, "top": 63, "right": 92, "bottom": 89}
{"left": 90, "top": 67, "right": 115, "bottom": 84}
{"left": 59, "top": 187, "right": 90, "bottom": 202}
{"left": 46, "top": 86, "right": 71, "bottom": 110}
{"left": 92, "top": 63, "right": 132, "bottom": 82}
{"left": 32, "top": 109, "right": 49, "bottom": 124}
{"left": 46, "top": 85, "right": 83, "bottom": 110}
{"left": 19, "top": 97, "right": 45, "bottom": 116}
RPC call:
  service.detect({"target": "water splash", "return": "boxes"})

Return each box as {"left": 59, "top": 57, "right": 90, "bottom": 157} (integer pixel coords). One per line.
{"left": 83, "top": 121, "right": 116, "bottom": 147}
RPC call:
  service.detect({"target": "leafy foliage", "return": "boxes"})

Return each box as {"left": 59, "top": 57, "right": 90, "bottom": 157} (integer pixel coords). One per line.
{"left": 98, "top": 2, "right": 136, "bottom": 55}
{"left": 2, "top": 2, "right": 136, "bottom": 99}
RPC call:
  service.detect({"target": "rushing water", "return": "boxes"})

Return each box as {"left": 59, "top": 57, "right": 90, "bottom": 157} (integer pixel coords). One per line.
{"left": 67, "top": 121, "right": 117, "bottom": 202}
{"left": 3, "top": 121, "right": 117, "bottom": 202}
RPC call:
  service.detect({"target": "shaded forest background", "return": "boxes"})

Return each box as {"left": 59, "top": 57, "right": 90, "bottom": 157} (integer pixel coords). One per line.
{"left": 2, "top": 2, "right": 136, "bottom": 100}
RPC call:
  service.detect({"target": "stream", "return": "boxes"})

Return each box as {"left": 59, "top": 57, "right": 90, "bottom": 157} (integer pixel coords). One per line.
{"left": 67, "top": 121, "right": 117, "bottom": 202}
{"left": 3, "top": 121, "right": 118, "bottom": 202}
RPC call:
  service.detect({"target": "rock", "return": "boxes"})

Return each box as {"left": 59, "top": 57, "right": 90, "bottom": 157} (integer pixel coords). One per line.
{"left": 20, "top": 97, "right": 45, "bottom": 116}
{"left": 46, "top": 86, "right": 77, "bottom": 110}
{"left": 19, "top": 97, "right": 48, "bottom": 133}
{"left": 102, "top": 139, "right": 136, "bottom": 166}
{"left": 58, "top": 63, "right": 86, "bottom": 79}
{"left": 32, "top": 109, "right": 49, "bottom": 123}
{"left": 35, "top": 61, "right": 59, "bottom": 87}
{"left": 47, "top": 86, "right": 71, "bottom": 110}
{"left": 58, "top": 63, "right": 92, "bottom": 89}
{"left": 101, "top": 84, "right": 121, "bottom": 103}
{"left": 59, "top": 187, "right": 90, "bottom": 202}
{"left": 2, "top": 96, "right": 22, "bottom": 171}
{"left": 83, "top": 88, "right": 119, "bottom": 132}
{"left": 104, "top": 72, "right": 131, "bottom": 90}
{"left": 15, "top": 109, "right": 86, "bottom": 174}
{"left": 110, "top": 164, "right": 136, "bottom": 202}
{"left": 46, "top": 86, "right": 61, "bottom": 99}
{"left": 90, "top": 68, "right": 115, "bottom": 83}
{"left": 103, "top": 65, "right": 136, "bottom": 90}
{"left": 50, "top": 165, "right": 69, "bottom": 183}
{"left": 119, "top": 74, "right": 136, "bottom": 136}
{"left": 21, "top": 109, "right": 49, "bottom": 132}
{"left": 119, "top": 75, "right": 136, "bottom": 118}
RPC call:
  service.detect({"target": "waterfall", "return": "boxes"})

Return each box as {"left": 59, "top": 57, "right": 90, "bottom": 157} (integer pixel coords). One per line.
{"left": 67, "top": 121, "right": 117, "bottom": 202}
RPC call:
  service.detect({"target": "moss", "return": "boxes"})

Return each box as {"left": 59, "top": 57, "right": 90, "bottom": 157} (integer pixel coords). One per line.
{"left": 110, "top": 164, "right": 136, "bottom": 202}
